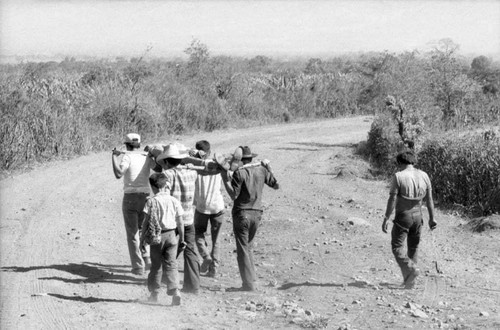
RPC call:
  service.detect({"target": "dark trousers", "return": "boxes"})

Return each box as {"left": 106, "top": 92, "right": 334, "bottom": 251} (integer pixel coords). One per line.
{"left": 391, "top": 209, "right": 423, "bottom": 281}
{"left": 232, "top": 209, "right": 262, "bottom": 290}
{"left": 148, "top": 230, "right": 179, "bottom": 294}
{"left": 194, "top": 210, "right": 224, "bottom": 271}
{"left": 182, "top": 224, "right": 200, "bottom": 292}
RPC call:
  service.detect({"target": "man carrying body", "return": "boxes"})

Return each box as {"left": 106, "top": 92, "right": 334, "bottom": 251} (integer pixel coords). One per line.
{"left": 382, "top": 150, "right": 437, "bottom": 288}
{"left": 222, "top": 146, "right": 279, "bottom": 291}
{"left": 191, "top": 140, "right": 226, "bottom": 278}
{"left": 112, "top": 133, "right": 156, "bottom": 275}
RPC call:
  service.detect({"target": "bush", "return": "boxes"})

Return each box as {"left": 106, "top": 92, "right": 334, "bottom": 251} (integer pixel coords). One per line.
{"left": 366, "top": 114, "right": 400, "bottom": 173}
{"left": 418, "top": 133, "right": 500, "bottom": 215}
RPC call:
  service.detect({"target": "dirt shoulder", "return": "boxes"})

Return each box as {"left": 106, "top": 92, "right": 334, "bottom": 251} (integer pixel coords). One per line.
{"left": 1, "top": 116, "right": 499, "bottom": 329}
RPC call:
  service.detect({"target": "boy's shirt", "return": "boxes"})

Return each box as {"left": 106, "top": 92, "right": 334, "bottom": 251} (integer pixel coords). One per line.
{"left": 143, "top": 192, "right": 184, "bottom": 231}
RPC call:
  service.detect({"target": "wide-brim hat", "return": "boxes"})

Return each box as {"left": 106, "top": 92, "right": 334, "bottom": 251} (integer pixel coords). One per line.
{"left": 156, "top": 143, "right": 188, "bottom": 164}
{"left": 240, "top": 146, "right": 258, "bottom": 159}
{"left": 229, "top": 146, "right": 258, "bottom": 171}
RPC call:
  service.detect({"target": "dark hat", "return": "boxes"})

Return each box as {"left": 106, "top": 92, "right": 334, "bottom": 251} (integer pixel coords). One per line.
{"left": 240, "top": 146, "right": 258, "bottom": 159}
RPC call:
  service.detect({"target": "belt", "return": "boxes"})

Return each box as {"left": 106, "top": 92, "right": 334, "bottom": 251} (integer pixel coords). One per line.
{"left": 161, "top": 228, "right": 176, "bottom": 233}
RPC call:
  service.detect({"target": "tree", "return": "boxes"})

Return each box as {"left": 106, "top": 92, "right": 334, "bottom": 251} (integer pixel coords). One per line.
{"left": 427, "top": 39, "right": 477, "bottom": 123}
{"left": 184, "top": 38, "right": 210, "bottom": 78}
{"left": 469, "top": 55, "right": 500, "bottom": 95}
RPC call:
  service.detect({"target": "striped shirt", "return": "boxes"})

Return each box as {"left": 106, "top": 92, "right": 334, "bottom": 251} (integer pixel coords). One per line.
{"left": 164, "top": 167, "right": 198, "bottom": 225}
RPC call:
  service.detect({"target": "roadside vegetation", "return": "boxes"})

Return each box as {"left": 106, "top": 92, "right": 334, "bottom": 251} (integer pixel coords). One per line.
{"left": 1, "top": 38, "right": 499, "bottom": 215}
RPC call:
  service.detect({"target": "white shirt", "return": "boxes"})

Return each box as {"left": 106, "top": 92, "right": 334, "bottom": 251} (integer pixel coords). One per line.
{"left": 194, "top": 173, "right": 225, "bottom": 214}
{"left": 120, "top": 152, "right": 154, "bottom": 194}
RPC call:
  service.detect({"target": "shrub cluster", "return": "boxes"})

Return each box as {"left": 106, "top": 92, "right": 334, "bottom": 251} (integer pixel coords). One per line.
{"left": 1, "top": 39, "right": 499, "bottom": 174}
{"left": 418, "top": 133, "right": 500, "bottom": 215}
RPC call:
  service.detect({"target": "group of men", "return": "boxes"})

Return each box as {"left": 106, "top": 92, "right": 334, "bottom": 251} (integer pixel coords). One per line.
{"left": 111, "top": 133, "right": 279, "bottom": 305}
{"left": 111, "top": 132, "right": 436, "bottom": 305}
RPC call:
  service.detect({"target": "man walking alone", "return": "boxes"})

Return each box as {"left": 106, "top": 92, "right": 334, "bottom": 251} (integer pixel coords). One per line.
{"left": 382, "top": 151, "right": 437, "bottom": 289}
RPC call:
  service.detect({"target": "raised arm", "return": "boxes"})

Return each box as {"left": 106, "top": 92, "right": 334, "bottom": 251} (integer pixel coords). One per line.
{"left": 112, "top": 149, "right": 126, "bottom": 179}
{"left": 261, "top": 159, "right": 279, "bottom": 190}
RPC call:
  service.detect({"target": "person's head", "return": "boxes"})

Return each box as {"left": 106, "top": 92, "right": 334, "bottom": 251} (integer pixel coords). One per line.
{"left": 149, "top": 172, "right": 171, "bottom": 193}
{"left": 156, "top": 144, "right": 187, "bottom": 169}
{"left": 124, "top": 133, "right": 141, "bottom": 151}
{"left": 396, "top": 150, "right": 416, "bottom": 166}
{"left": 195, "top": 140, "right": 211, "bottom": 159}
{"left": 240, "top": 146, "right": 258, "bottom": 165}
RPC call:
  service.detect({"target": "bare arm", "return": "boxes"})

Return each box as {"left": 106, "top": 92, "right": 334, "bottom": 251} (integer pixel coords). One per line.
{"left": 425, "top": 189, "right": 437, "bottom": 229}
{"left": 112, "top": 151, "right": 125, "bottom": 179}
{"left": 176, "top": 216, "right": 185, "bottom": 244}
{"left": 382, "top": 193, "right": 397, "bottom": 233}
{"left": 139, "top": 212, "right": 150, "bottom": 253}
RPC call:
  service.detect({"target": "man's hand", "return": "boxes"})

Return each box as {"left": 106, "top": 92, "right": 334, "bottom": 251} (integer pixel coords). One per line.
{"left": 176, "top": 241, "right": 187, "bottom": 258}
{"left": 382, "top": 217, "right": 390, "bottom": 233}
{"left": 261, "top": 159, "right": 272, "bottom": 171}
{"left": 112, "top": 148, "right": 122, "bottom": 156}
{"left": 140, "top": 240, "right": 147, "bottom": 254}
{"left": 429, "top": 219, "right": 437, "bottom": 230}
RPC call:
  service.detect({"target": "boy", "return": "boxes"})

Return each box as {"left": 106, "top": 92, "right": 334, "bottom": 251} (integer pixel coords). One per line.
{"left": 140, "top": 173, "right": 185, "bottom": 305}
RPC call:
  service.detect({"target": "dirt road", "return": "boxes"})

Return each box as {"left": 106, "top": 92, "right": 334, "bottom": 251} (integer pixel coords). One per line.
{"left": 1, "top": 117, "right": 499, "bottom": 329}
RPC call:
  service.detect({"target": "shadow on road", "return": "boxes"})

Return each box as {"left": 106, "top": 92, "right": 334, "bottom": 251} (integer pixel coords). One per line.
{"left": 278, "top": 280, "right": 389, "bottom": 290}
{"left": 274, "top": 142, "right": 356, "bottom": 152}
{"left": 1, "top": 262, "right": 144, "bottom": 285}
{"left": 46, "top": 293, "right": 178, "bottom": 307}
{"left": 46, "top": 293, "right": 140, "bottom": 304}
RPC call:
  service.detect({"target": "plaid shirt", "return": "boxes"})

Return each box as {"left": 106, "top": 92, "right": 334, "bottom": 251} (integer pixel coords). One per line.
{"left": 163, "top": 167, "right": 198, "bottom": 225}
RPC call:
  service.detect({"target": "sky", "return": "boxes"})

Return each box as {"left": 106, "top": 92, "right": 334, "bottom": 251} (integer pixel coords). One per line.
{"left": 1, "top": 0, "right": 499, "bottom": 62}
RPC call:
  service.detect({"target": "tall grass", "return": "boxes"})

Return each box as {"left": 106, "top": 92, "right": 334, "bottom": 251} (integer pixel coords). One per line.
{"left": 418, "top": 133, "right": 500, "bottom": 215}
